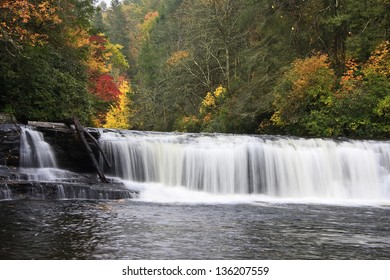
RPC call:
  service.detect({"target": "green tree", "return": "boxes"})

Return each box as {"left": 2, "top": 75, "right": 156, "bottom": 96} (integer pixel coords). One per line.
{"left": 334, "top": 41, "right": 390, "bottom": 137}
{"left": 106, "top": 0, "right": 131, "bottom": 61}
{"left": 0, "top": 0, "right": 96, "bottom": 123}
{"left": 268, "top": 54, "right": 336, "bottom": 136}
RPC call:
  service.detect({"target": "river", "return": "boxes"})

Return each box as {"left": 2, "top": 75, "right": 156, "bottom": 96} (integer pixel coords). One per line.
{"left": 0, "top": 196, "right": 389, "bottom": 259}
{"left": 1, "top": 127, "right": 390, "bottom": 259}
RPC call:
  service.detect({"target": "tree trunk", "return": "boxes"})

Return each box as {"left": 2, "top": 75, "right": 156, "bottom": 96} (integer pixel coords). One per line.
{"left": 73, "top": 118, "right": 109, "bottom": 183}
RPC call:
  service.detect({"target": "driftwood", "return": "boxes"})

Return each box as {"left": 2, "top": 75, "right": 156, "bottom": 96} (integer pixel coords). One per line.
{"left": 73, "top": 118, "right": 109, "bottom": 183}
{"left": 83, "top": 128, "right": 112, "bottom": 169}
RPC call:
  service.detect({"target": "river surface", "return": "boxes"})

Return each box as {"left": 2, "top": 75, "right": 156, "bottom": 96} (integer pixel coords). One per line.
{"left": 1, "top": 197, "right": 389, "bottom": 260}
{"left": 3, "top": 128, "right": 389, "bottom": 260}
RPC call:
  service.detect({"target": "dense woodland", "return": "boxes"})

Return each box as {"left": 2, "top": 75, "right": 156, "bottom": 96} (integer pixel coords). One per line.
{"left": 1, "top": 0, "right": 389, "bottom": 138}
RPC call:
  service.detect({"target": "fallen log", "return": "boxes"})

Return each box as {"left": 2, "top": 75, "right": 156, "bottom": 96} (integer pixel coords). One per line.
{"left": 83, "top": 128, "right": 112, "bottom": 169}
{"left": 73, "top": 118, "right": 109, "bottom": 183}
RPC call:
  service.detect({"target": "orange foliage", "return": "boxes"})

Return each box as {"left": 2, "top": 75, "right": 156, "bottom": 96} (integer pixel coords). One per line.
{"left": 203, "top": 113, "right": 212, "bottom": 124}
{"left": 138, "top": 10, "right": 159, "bottom": 42}
{"left": 167, "top": 50, "right": 190, "bottom": 66}
{"left": 290, "top": 53, "right": 332, "bottom": 95}
{"left": 0, "top": 0, "right": 62, "bottom": 46}
{"left": 364, "top": 41, "right": 390, "bottom": 77}
{"left": 270, "top": 53, "right": 335, "bottom": 126}
{"left": 339, "top": 59, "right": 362, "bottom": 93}
{"left": 144, "top": 11, "right": 159, "bottom": 22}
{"left": 339, "top": 41, "right": 390, "bottom": 94}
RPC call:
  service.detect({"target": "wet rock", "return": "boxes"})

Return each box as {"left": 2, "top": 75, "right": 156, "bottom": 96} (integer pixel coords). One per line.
{"left": 0, "top": 123, "right": 20, "bottom": 167}
{"left": 0, "top": 180, "right": 139, "bottom": 201}
{"left": 28, "top": 122, "right": 95, "bottom": 173}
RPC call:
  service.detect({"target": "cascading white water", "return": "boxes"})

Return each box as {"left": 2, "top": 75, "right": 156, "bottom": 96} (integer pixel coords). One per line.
{"left": 99, "top": 130, "right": 390, "bottom": 201}
{"left": 0, "top": 185, "right": 12, "bottom": 200}
{"left": 20, "top": 127, "right": 58, "bottom": 168}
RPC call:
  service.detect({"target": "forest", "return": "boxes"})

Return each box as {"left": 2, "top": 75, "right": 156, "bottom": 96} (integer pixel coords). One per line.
{"left": 1, "top": 0, "right": 389, "bottom": 138}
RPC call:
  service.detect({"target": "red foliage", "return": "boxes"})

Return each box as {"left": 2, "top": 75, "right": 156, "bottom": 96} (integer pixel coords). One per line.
{"left": 89, "top": 35, "right": 107, "bottom": 53}
{"left": 93, "top": 74, "right": 121, "bottom": 102}
{"left": 89, "top": 35, "right": 107, "bottom": 45}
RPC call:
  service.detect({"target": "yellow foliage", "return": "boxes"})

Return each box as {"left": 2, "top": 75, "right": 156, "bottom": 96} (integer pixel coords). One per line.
{"left": 105, "top": 42, "right": 129, "bottom": 73}
{"left": 103, "top": 93, "right": 133, "bottom": 129}
{"left": 214, "top": 85, "right": 225, "bottom": 97}
{"left": 65, "top": 27, "right": 89, "bottom": 48}
{"left": 119, "top": 79, "right": 131, "bottom": 94}
{"left": 167, "top": 50, "right": 190, "bottom": 66}
{"left": 103, "top": 78, "right": 134, "bottom": 129}
{"left": 201, "top": 92, "right": 216, "bottom": 108}
{"left": 91, "top": 77, "right": 133, "bottom": 128}
{"left": 270, "top": 110, "right": 284, "bottom": 126}
{"left": 199, "top": 85, "right": 226, "bottom": 113}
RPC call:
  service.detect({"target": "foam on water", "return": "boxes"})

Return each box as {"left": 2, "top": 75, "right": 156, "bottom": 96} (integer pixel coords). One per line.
{"left": 121, "top": 180, "right": 390, "bottom": 207}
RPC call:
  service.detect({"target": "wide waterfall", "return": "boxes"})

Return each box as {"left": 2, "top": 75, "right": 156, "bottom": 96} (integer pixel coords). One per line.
{"left": 99, "top": 130, "right": 390, "bottom": 201}
{"left": 20, "top": 127, "right": 58, "bottom": 168}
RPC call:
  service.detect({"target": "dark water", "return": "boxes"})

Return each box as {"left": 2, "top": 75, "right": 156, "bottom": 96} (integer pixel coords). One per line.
{"left": 0, "top": 200, "right": 389, "bottom": 260}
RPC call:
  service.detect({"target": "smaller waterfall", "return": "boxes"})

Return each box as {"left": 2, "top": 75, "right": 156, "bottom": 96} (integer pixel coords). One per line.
{"left": 0, "top": 184, "right": 12, "bottom": 200}
{"left": 20, "top": 127, "right": 57, "bottom": 168}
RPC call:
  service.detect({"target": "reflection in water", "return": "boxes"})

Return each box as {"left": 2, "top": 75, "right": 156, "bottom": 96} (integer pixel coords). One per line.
{"left": 0, "top": 201, "right": 108, "bottom": 259}
{"left": 0, "top": 200, "right": 389, "bottom": 260}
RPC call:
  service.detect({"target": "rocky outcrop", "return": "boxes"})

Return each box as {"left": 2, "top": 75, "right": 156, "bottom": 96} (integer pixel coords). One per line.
{"left": 29, "top": 121, "right": 96, "bottom": 173}
{"left": 0, "top": 115, "right": 138, "bottom": 201}
{"left": 0, "top": 120, "right": 99, "bottom": 172}
{"left": 0, "top": 180, "right": 139, "bottom": 200}
{"left": 0, "top": 123, "right": 20, "bottom": 167}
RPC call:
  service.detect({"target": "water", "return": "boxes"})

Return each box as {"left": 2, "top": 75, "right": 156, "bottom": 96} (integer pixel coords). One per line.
{"left": 0, "top": 185, "right": 12, "bottom": 200}
{"left": 2, "top": 127, "right": 389, "bottom": 259}
{"left": 99, "top": 130, "right": 390, "bottom": 202}
{"left": 20, "top": 127, "right": 57, "bottom": 168}
{"left": 0, "top": 199, "right": 389, "bottom": 260}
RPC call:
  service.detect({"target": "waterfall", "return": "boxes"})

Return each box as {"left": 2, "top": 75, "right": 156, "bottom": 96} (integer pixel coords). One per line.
{"left": 20, "top": 127, "right": 58, "bottom": 168}
{"left": 99, "top": 130, "right": 390, "bottom": 200}
{"left": 0, "top": 184, "right": 12, "bottom": 200}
